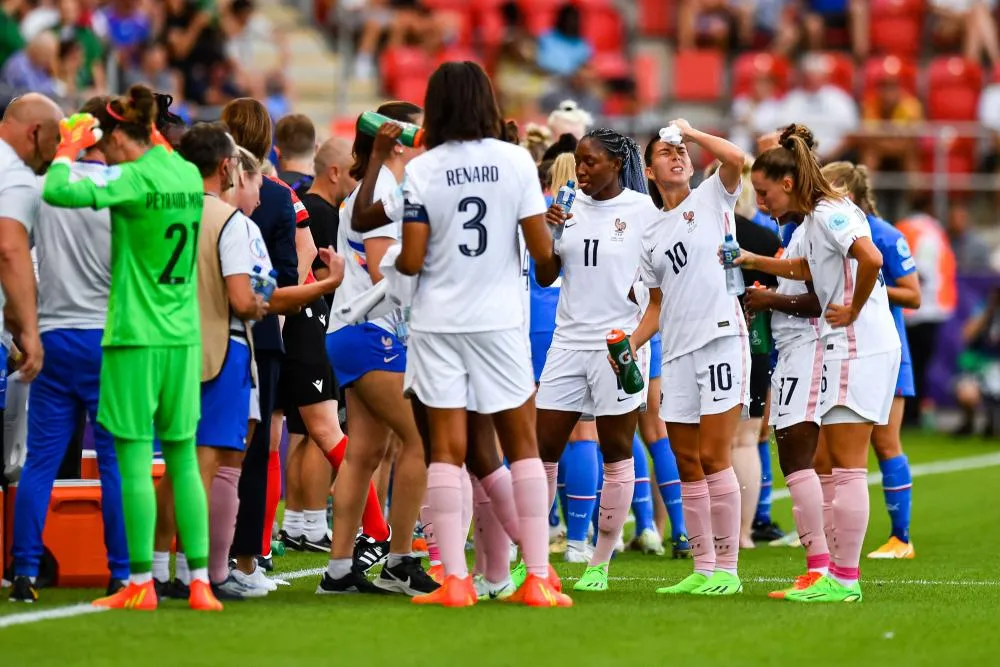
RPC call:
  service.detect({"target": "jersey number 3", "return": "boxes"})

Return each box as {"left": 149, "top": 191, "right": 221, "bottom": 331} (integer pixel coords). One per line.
{"left": 458, "top": 196, "right": 487, "bottom": 258}
{"left": 159, "top": 221, "right": 200, "bottom": 285}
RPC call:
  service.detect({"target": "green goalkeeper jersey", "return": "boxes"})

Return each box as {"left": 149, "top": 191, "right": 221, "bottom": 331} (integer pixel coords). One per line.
{"left": 42, "top": 146, "right": 204, "bottom": 347}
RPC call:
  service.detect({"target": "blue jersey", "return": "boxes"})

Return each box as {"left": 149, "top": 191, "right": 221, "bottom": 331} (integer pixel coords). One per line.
{"left": 528, "top": 258, "right": 559, "bottom": 334}
{"left": 867, "top": 214, "right": 915, "bottom": 367}
{"left": 751, "top": 209, "right": 780, "bottom": 237}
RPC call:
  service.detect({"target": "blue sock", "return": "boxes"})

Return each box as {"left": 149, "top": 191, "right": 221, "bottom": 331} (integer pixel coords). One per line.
{"left": 878, "top": 454, "right": 912, "bottom": 543}
{"left": 557, "top": 449, "right": 568, "bottom": 525}
{"left": 591, "top": 448, "right": 604, "bottom": 546}
{"left": 648, "top": 437, "right": 685, "bottom": 541}
{"left": 563, "top": 440, "right": 599, "bottom": 543}
{"left": 755, "top": 439, "right": 773, "bottom": 525}
{"left": 631, "top": 435, "right": 655, "bottom": 534}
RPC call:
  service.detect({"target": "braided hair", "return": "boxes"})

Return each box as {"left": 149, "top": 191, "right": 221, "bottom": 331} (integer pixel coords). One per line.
{"left": 582, "top": 128, "right": 647, "bottom": 194}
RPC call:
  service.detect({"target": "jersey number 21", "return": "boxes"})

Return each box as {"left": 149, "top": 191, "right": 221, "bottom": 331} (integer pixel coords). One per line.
{"left": 159, "top": 221, "right": 200, "bottom": 285}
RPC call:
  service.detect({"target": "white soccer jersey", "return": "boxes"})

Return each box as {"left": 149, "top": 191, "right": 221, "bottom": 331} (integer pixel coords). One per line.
{"left": 403, "top": 139, "right": 548, "bottom": 333}
{"left": 551, "top": 188, "right": 659, "bottom": 350}
{"left": 218, "top": 210, "right": 272, "bottom": 332}
{"left": 330, "top": 167, "right": 402, "bottom": 335}
{"left": 770, "top": 222, "right": 820, "bottom": 352}
{"left": 641, "top": 171, "right": 747, "bottom": 362}
{"left": 802, "top": 198, "right": 900, "bottom": 360}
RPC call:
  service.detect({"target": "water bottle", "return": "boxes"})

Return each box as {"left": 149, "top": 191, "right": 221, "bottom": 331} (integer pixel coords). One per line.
{"left": 393, "top": 306, "right": 410, "bottom": 346}
{"left": 748, "top": 283, "right": 772, "bottom": 354}
{"left": 721, "top": 234, "right": 745, "bottom": 296}
{"left": 552, "top": 179, "right": 576, "bottom": 241}
{"left": 606, "top": 329, "right": 644, "bottom": 395}
{"left": 251, "top": 265, "right": 278, "bottom": 301}
{"left": 357, "top": 111, "right": 424, "bottom": 148}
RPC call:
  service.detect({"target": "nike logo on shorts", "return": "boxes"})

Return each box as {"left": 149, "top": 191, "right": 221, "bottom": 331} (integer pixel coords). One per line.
{"left": 712, "top": 396, "right": 726, "bottom": 402}
{"left": 312, "top": 380, "right": 324, "bottom": 392}
{"left": 564, "top": 222, "right": 577, "bottom": 229}
{"left": 777, "top": 411, "right": 791, "bottom": 418}
{"left": 384, "top": 354, "right": 399, "bottom": 363}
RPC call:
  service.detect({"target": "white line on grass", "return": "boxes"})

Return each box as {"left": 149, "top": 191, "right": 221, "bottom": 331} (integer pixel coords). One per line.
{"left": 3, "top": 451, "right": 1000, "bottom": 629}
{"left": 770, "top": 451, "right": 1000, "bottom": 501}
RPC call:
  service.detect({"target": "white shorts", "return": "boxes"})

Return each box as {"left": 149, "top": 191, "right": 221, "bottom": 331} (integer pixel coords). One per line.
{"left": 536, "top": 344, "right": 648, "bottom": 417}
{"left": 660, "top": 335, "right": 751, "bottom": 424}
{"left": 769, "top": 338, "right": 824, "bottom": 430}
{"left": 819, "top": 348, "right": 901, "bottom": 426}
{"left": 404, "top": 328, "right": 535, "bottom": 414}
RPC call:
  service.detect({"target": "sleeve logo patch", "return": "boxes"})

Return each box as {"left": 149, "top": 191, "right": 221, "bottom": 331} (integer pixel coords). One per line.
{"left": 827, "top": 213, "right": 849, "bottom": 231}
{"left": 896, "top": 236, "right": 912, "bottom": 258}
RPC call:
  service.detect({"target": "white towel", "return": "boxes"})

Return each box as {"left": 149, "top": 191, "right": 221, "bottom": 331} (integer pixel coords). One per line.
{"left": 332, "top": 243, "right": 416, "bottom": 325}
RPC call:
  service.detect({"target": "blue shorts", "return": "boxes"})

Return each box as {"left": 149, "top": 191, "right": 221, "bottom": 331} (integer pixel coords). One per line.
{"left": 0, "top": 343, "right": 7, "bottom": 410}
{"left": 530, "top": 330, "right": 554, "bottom": 383}
{"left": 895, "top": 359, "right": 915, "bottom": 398}
{"left": 196, "top": 339, "right": 252, "bottom": 450}
{"left": 327, "top": 323, "right": 406, "bottom": 388}
{"left": 649, "top": 333, "right": 662, "bottom": 380}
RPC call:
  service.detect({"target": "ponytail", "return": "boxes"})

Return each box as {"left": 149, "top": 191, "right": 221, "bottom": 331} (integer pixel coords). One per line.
{"left": 752, "top": 123, "right": 841, "bottom": 212}
{"left": 584, "top": 127, "right": 647, "bottom": 194}
{"left": 821, "top": 161, "right": 881, "bottom": 218}
{"left": 548, "top": 152, "right": 576, "bottom": 194}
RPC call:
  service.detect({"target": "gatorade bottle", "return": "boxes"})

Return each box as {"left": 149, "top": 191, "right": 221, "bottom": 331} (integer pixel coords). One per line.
{"left": 358, "top": 111, "right": 424, "bottom": 147}
{"left": 748, "top": 283, "right": 772, "bottom": 354}
{"left": 551, "top": 179, "right": 576, "bottom": 241}
{"left": 607, "top": 329, "right": 644, "bottom": 395}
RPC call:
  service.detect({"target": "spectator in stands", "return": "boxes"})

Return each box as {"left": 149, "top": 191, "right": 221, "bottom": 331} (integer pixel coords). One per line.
{"left": 163, "top": 0, "right": 226, "bottom": 105}
{"left": 493, "top": 1, "right": 545, "bottom": 120}
{"left": 125, "top": 39, "right": 179, "bottom": 95}
{"left": 274, "top": 113, "right": 317, "bottom": 196}
{"left": 538, "top": 63, "right": 602, "bottom": 118}
{"left": 730, "top": 66, "right": 784, "bottom": 153}
{"left": 0, "top": 0, "right": 26, "bottom": 69}
{"left": 677, "top": 0, "right": 746, "bottom": 51}
{"left": 1, "top": 31, "right": 59, "bottom": 98}
{"left": 954, "top": 286, "right": 1000, "bottom": 436}
{"left": 523, "top": 123, "right": 552, "bottom": 164}
{"left": 350, "top": 0, "right": 452, "bottom": 81}
{"left": 53, "top": 37, "right": 84, "bottom": 102}
{"left": 776, "top": 53, "right": 858, "bottom": 161}
{"left": 546, "top": 99, "right": 593, "bottom": 141}
{"left": 800, "top": 0, "right": 869, "bottom": 58}
{"left": 979, "top": 69, "right": 1000, "bottom": 185}
{"left": 946, "top": 201, "right": 992, "bottom": 271}
{"left": 536, "top": 2, "right": 591, "bottom": 77}
{"left": 23, "top": 0, "right": 106, "bottom": 93}
{"left": 929, "top": 0, "right": 1000, "bottom": 68}
{"left": 98, "top": 0, "right": 153, "bottom": 67}
{"left": 858, "top": 65, "right": 923, "bottom": 174}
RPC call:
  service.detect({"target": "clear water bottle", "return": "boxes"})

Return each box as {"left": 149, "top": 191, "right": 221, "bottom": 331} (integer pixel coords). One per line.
{"left": 393, "top": 306, "right": 410, "bottom": 346}
{"left": 721, "top": 234, "right": 745, "bottom": 296}
{"left": 552, "top": 179, "right": 576, "bottom": 241}
{"left": 251, "top": 265, "right": 278, "bottom": 301}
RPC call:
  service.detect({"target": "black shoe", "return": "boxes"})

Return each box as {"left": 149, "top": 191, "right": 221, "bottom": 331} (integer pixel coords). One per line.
{"left": 353, "top": 527, "right": 391, "bottom": 573}
{"left": 751, "top": 519, "right": 785, "bottom": 543}
{"left": 106, "top": 578, "right": 127, "bottom": 597}
{"left": 9, "top": 576, "right": 38, "bottom": 603}
{"left": 374, "top": 556, "right": 440, "bottom": 596}
{"left": 155, "top": 577, "right": 190, "bottom": 601}
{"left": 256, "top": 554, "right": 274, "bottom": 572}
{"left": 315, "top": 570, "right": 387, "bottom": 595}
{"left": 302, "top": 532, "right": 332, "bottom": 553}
{"left": 211, "top": 581, "right": 246, "bottom": 601}
{"left": 279, "top": 530, "right": 305, "bottom": 551}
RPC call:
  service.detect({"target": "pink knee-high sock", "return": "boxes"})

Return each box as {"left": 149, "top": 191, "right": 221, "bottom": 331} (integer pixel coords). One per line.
{"left": 831, "top": 468, "right": 869, "bottom": 582}
{"left": 461, "top": 466, "right": 473, "bottom": 543}
{"left": 592, "top": 458, "right": 635, "bottom": 566}
{"left": 819, "top": 473, "right": 837, "bottom": 563}
{"left": 706, "top": 467, "right": 741, "bottom": 573}
{"left": 682, "top": 479, "right": 715, "bottom": 574}
{"left": 480, "top": 466, "right": 520, "bottom": 544}
{"left": 209, "top": 466, "right": 241, "bottom": 584}
{"left": 471, "top": 476, "right": 512, "bottom": 583}
{"left": 509, "top": 458, "right": 550, "bottom": 577}
{"left": 543, "top": 461, "right": 558, "bottom": 511}
{"left": 426, "top": 463, "right": 467, "bottom": 578}
{"left": 420, "top": 503, "right": 440, "bottom": 564}
{"left": 786, "top": 469, "right": 830, "bottom": 572}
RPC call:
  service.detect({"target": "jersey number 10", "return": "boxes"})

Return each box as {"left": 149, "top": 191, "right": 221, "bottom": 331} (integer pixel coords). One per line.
{"left": 159, "top": 221, "right": 200, "bottom": 285}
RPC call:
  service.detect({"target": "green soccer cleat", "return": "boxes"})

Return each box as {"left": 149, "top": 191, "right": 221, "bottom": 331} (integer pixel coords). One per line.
{"left": 691, "top": 571, "right": 743, "bottom": 596}
{"left": 510, "top": 560, "right": 527, "bottom": 590}
{"left": 573, "top": 563, "right": 609, "bottom": 592}
{"left": 655, "top": 571, "right": 708, "bottom": 595}
{"left": 784, "top": 575, "right": 863, "bottom": 603}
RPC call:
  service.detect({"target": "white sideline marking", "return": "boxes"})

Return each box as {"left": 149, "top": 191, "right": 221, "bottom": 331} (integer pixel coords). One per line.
{"left": 770, "top": 451, "right": 1000, "bottom": 501}
{"left": 3, "top": 451, "right": 1000, "bottom": 629}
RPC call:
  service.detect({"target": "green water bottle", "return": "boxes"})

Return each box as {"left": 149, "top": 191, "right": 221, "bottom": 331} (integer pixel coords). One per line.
{"left": 607, "top": 329, "right": 645, "bottom": 395}
{"left": 748, "top": 282, "right": 772, "bottom": 354}
{"left": 357, "top": 111, "right": 424, "bottom": 147}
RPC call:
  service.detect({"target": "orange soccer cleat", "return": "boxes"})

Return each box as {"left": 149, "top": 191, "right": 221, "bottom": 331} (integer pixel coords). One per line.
{"left": 412, "top": 537, "right": 429, "bottom": 554}
{"left": 768, "top": 571, "right": 824, "bottom": 600}
{"left": 427, "top": 563, "right": 444, "bottom": 584}
{"left": 412, "top": 574, "right": 477, "bottom": 608}
{"left": 547, "top": 564, "right": 563, "bottom": 593}
{"left": 92, "top": 580, "right": 157, "bottom": 611}
{"left": 506, "top": 574, "right": 573, "bottom": 608}
{"left": 188, "top": 580, "right": 224, "bottom": 611}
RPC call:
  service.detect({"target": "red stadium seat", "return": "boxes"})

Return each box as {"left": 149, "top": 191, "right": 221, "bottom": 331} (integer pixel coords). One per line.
{"left": 634, "top": 51, "right": 662, "bottom": 107}
{"left": 639, "top": 0, "right": 673, "bottom": 37}
{"left": 731, "top": 52, "right": 791, "bottom": 98}
{"left": 590, "top": 51, "right": 630, "bottom": 79}
{"left": 435, "top": 46, "right": 482, "bottom": 68}
{"left": 673, "top": 50, "right": 724, "bottom": 102}
{"left": 581, "top": 6, "right": 624, "bottom": 53}
{"left": 393, "top": 78, "right": 427, "bottom": 106}
{"left": 813, "top": 52, "right": 855, "bottom": 94}
{"left": 477, "top": 8, "right": 506, "bottom": 48}
{"left": 926, "top": 56, "right": 983, "bottom": 120}
{"left": 524, "top": 8, "right": 556, "bottom": 35}
{"left": 869, "top": 0, "right": 923, "bottom": 57}
{"left": 380, "top": 46, "right": 433, "bottom": 98}
{"left": 862, "top": 55, "right": 918, "bottom": 95}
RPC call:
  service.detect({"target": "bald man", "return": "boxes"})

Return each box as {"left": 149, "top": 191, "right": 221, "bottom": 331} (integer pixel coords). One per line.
{"left": 0, "top": 93, "right": 63, "bottom": 385}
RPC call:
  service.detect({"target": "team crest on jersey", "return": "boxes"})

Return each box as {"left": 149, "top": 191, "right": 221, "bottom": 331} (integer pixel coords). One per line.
{"left": 381, "top": 336, "right": 393, "bottom": 349}
{"left": 683, "top": 211, "right": 695, "bottom": 233}
{"left": 828, "top": 213, "right": 849, "bottom": 231}
{"left": 612, "top": 218, "right": 627, "bottom": 242}
{"left": 251, "top": 237, "right": 267, "bottom": 260}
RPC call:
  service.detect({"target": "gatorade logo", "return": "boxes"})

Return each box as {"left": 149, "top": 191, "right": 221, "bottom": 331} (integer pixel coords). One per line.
{"left": 617, "top": 349, "right": 633, "bottom": 366}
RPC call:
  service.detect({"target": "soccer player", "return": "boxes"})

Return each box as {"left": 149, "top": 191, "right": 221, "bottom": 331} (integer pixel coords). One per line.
{"left": 42, "top": 84, "right": 220, "bottom": 611}
{"left": 396, "top": 61, "right": 570, "bottom": 608}
{"left": 321, "top": 102, "right": 437, "bottom": 596}
{"left": 10, "top": 95, "right": 129, "bottom": 603}
{"left": 821, "top": 162, "right": 920, "bottom": 560}
{"left": 535, "top": 128, "right": 658, "bottom": 593}
{"left": 738, "top": 124, "right": 901, "bottom": 602}
{"left": 640, "top": 119, "right": 749, "bottom": 596}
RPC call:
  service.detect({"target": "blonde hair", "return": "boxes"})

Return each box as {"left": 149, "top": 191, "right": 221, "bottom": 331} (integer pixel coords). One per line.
{"left": 234, "top": 146, "right": 261, "bottom": 186}
{"left": 752, "top": 124, "right": 841, "bottom": 212}
{"left": 821, "top": 161, "right": 880, "bottom": 218}
{"left": 703, "top": 157, "right": 757, "bottom": 219}
{"left": 548, "top": 152, "right": 576, "bottom": 193}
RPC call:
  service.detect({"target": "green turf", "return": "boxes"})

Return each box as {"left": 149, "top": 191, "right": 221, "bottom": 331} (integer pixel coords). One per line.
{"left": 4, "top": 432, "right": 999, "bottom": 666}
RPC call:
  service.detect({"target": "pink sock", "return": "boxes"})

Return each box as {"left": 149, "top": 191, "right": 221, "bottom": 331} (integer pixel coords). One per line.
{"left": 592, "top": 458, "right": 634, "bottom": 566}
{"left": 706, "top": 467, "right": 740, "bottom": 573}
{"left": 472, "top": 476, "right": 512, "bottom": 583}
{"left": 480, "top": 465, "right": 520, "bottom": 544}
{"left": 681, "top": 479, "right": 715, "bottom": 575}
{"left": 209, "top": 466, "right": 241, "bottom": 584}
{"left": 471, "top": 476, "right": 489, "bottom": 576}
{"left": 461, "top": 466, "right": 473, "bottom": 542}
{"left": 420, "top": 503, "right": 440, "bottom": 564}
{"left": 543, "top": 461, "right": 558, "bottom": 512}
{"left": 786, "top": 469, "right": 830, "bottom": 573}
{"left": 831, "top": 467, "right": 869, "bottom": 582}
{"left": 426, "top": 463, "right": 467, "bottom": 578}
{"left": 819, "top": 473, "right": 837, "bottom": 563}
{"left": 509, "top": 458, "right": 550, "bottom": 577}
